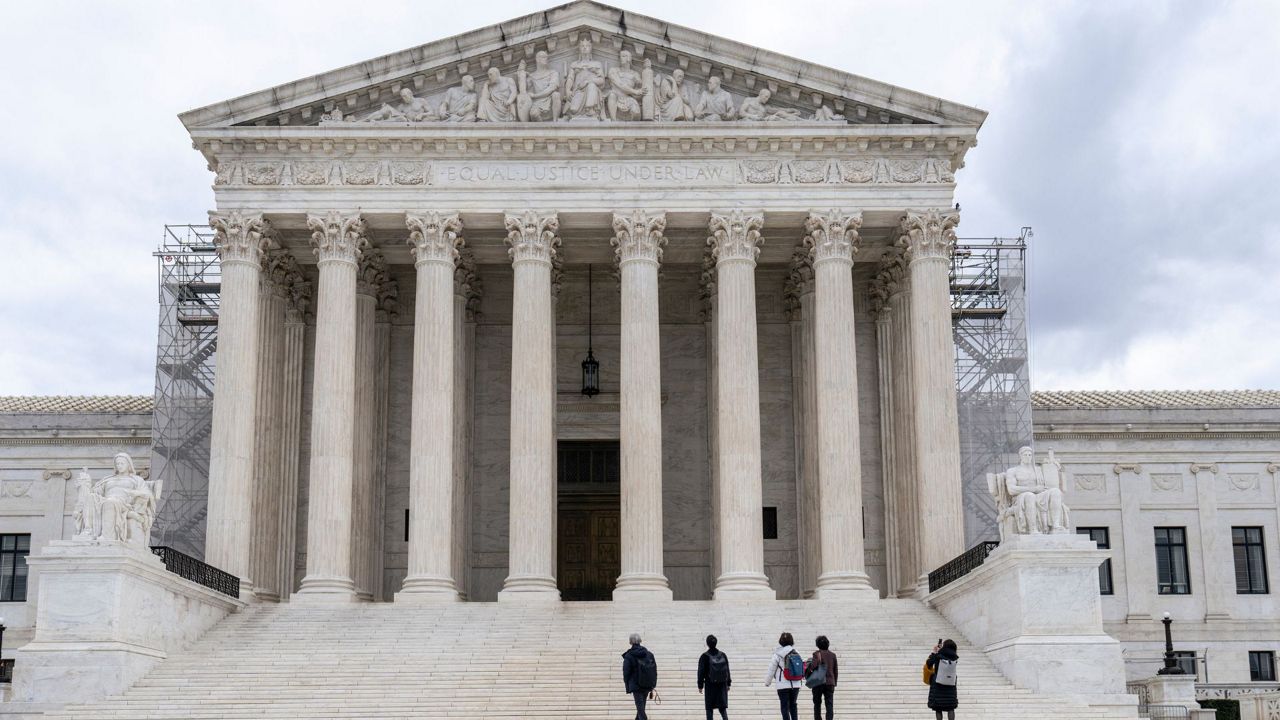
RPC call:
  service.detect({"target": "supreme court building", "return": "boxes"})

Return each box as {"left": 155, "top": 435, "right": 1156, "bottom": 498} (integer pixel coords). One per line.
{"left": 182, "top": 0, "right": 983, "bottom": 606}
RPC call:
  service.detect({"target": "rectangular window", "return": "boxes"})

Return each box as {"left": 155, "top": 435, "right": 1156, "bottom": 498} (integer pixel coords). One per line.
{"left": 1078, "top": 527, "right": 1114, "bottom": 595}
{"left": 1173, "top": 650, "right": 1198, "bottom": 678}
{"left": 1155, "top": 527, "right": 1191, "bottom": 595}
{"left": 1250, "top": 651, "right": 1277, "bottom": 682}
{"left": 763, "top": 507, "right": 778, "bottom": 540}
{"left": 1233, "top": 527, "right": 1269, "bottom": 594}
{"left": 0, "top": 534, "right": 31, "bottom": 602}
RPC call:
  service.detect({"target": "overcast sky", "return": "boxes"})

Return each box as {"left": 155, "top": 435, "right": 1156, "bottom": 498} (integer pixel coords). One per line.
{"left": 1, "top": 0, "right": 1276, "bottom": 396}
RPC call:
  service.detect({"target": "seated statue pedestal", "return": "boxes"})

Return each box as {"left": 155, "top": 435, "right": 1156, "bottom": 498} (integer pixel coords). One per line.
{"left": 12, "top": 541, "right": 245, "bottom": 706}
{"left": 926, "top": 533, "right": 1137, "bottom": 715}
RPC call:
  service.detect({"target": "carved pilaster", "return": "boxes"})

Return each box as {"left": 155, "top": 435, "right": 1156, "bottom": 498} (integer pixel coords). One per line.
{"left": 804, "top": 210, "right": 862, "bottom": 263}
{"left": 504, "top": 211, "right": 560, "bottom": 266}
{"left": 707, "top": 210, "right": 763, "bottom": 265}
{"left": 900, "top": 208, "right": 959, "bottom": 262}
{"left": 406, "top": 212, "right": 462, "bottom": 268}
{"left": 210, "top": 211, "right": 275, "bottom": 267}
{"left": 307, "top": 211, "right": 367, "bottom": 265}
{"left": 1190, "top": 462, "right": 1220, "bottom": 475}
{"left": 612, "top": 211, "right": 667, "bottom": 266}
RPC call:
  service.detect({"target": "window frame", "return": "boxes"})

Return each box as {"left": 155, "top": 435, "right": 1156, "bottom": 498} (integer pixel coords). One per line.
{"left": 1155, "top": 526, "right": 1192, "bottom": 595}
{"left": 1077, "top": 526, "right": 1114, "bottom": 595}
{"left": 1250, "top": 651, "right": 1277, "bottom": 682}
{"left": 1233, "top": 526, "right": 1270, "bottom": 595}
{"left": 0, "top": 533, "right": 32, "bottom": 603}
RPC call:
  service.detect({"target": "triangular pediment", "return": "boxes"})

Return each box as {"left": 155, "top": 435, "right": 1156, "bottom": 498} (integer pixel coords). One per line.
{"left": 180, "top": 1, "right": 985, "bottom": 131}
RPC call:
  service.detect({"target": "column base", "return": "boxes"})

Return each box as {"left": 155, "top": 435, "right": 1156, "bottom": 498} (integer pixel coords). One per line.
{"left": 497, "top": 574, "right": 560, "bottom": 603}
{"left": 813, "top": 571, "right": 878, "bottom": 600}
{"left": 613, "top": 573, "right": 673, "bottom": 602}
{"left": 396, "top": 575, "right": 462, "bottom": 603}
{"left": 237, "top": 578, "right": 260, "bottom": 602}
{"left": 294, "top": 574, "right": 359, "bottom": 604}
{"left": 713, "top": 571, "right": 776, "bottom": 600}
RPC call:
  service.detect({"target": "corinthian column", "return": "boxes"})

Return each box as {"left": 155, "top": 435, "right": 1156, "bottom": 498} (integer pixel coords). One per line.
{"left": 296, "top": 211, "right": 366, "bottom": 603}
{"left": 807, "top": 210, "right": 876, "bottom": 598}
{"left": 249, "top": 252, "right": 291, "bottom": 602}
{"left": 612, "top": 210, "right": 673, "bottom": 601}
{"left": 498, "top": 211, "right": 561, "bottom": 603}
{"left": 398, "top": 212, "right": 463, "bottom": 602}
{"left": 901, "top": 209, "right": 965, "bottom": 586}
{"left": 351, "top": 249, "right": 386, "bottom": 602}
{"left": 207, "top": 210, "right": 273, "bottom": 597}
{"left": 708, "top": 211, "right": 775, "bottom": 600}
{"left": 787, "top": 248, "right": 820, "bottom": 598}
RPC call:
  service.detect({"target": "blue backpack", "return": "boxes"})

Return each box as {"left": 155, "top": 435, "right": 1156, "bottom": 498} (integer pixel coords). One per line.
{"left": 783, "top": 650, "right": 806, "bottom": 681}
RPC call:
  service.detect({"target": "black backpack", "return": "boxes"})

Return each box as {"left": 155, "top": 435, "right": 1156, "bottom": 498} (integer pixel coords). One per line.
{"left": 707, "top": 653, "right": 729, "bottom": 683}
{"left": 636, "top": 649, "right": 658, "bottom": 690}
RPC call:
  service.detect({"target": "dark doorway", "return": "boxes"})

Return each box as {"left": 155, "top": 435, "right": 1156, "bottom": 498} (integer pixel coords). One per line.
{"left": 557, "top": 440, "right": 621, "bottom": 601}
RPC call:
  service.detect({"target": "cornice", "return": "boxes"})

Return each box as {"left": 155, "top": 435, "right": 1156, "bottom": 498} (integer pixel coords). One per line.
{"left": 1035, "top": 430, "right": 1280, "bottom": 442}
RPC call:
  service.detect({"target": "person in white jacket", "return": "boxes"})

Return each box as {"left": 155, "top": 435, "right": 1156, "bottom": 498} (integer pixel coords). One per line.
{"left": 763, "top": 632, "right": 804, "bottom": 720}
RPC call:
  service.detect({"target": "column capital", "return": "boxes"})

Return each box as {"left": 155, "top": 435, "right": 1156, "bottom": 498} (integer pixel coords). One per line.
{"left": 406, "top": 211, "right": 463, "bottom": 267}
{"left": 357, "top": 248, "right": 390, "bottom": 298}
{"left": 210, "top": 210, "right": 276, "bottom": 267}
{"left": 698, "top": 247, "right": 717, "bottom": 321}
{"left": 376, "top": 272, "right": 401, "bottom": 323}
{"left": 505, "top": 211, "right": 560, "bottom": 266}
{"left": 805, "top": 210, "right": 863, "bottom": 264}
{"left": 612, "top": 210, "right": 668, "bottom": 266}
{"left": 784, "top": 245, "right": 814, "bottom": 320}
{"left": 307, "top": 211, "right": 367, "bottom": 265}
{"left": 264, "top": 250, "right": 303, "bottom": 300}
{"left": 1189, "top": 462, "right": 1220, "bottom": 475}
{"left": 707, "top": 210, "right": 764, "bottom": 265}
{"left": 899, "top": 208, "right": 959, "bottom": 262}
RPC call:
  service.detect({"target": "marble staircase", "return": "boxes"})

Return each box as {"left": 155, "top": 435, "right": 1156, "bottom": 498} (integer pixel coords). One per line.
{"left": 47, "top": 599, "right": 1131, "bottom": 719}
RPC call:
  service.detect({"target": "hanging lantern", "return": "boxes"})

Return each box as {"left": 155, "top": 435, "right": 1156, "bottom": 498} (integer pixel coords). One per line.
{"left": 581, "top": 264, "right": 600, "bottom": 397}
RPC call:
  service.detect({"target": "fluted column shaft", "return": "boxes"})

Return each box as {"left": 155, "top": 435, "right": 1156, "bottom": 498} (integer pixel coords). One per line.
{"left": 499, "top": 212, "right": 561, "bottom": 602}
{"left": 903, "top": 210, "right": 966, "bottom": 586}
{"left": 250, "top": 269, "right": 287, "bottom": 601}
{"left": 890, "top": 284, "right": 921, "bottom": 596}
{"left": 399, "top": 212, "right": 462, "bottom": 601}
{"left": 297, "top": 211, "right": 365, "bottom": 603}
{"left": 808, "top": 211, "right": 876, "bottom": 598}
{"left": 709, "top": 211, "right": 774, "bottom": 600}
{"left": 613, "top": 211, "right": 673, "bottom": 601}
{"left": 277, "top": 309, "right": 307, "bottom": 600}
{"left": 874, "top": 302, "right": 898, "bottom": 597}
{"left": 350, "top": 269, "right": 378, "bottom": 602}
{"left": 207, "top": 211, "right": 271, "bottom": 596}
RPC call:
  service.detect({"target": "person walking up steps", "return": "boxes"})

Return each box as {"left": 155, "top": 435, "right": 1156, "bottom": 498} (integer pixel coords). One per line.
{"left": 764, "top": 632, "right": 804, "bottom": 720}
{"left": 925, "top": 638, "right": 960, "bottom": 720}
{"left": 623, "top": 633, "right": 658, "bottom": 720}
{"left": 697, "top": 634, "right": 731, "bottom": 720}
{"left": 805, "top": 635, "right": 838, "bottom": 720}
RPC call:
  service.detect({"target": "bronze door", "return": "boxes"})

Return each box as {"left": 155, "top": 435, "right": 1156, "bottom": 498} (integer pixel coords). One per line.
{"left": 557, "top": 497, "right": 620, "bottom": 601}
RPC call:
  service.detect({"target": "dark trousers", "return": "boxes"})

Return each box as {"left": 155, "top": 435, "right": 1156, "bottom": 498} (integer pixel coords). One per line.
{"left": 811, "top": 685, "right": 834, "bottom": 720}
{"left": 776, "top": 687, "right": 800, "bottom": 720}
{"left": 705, "top": 705, "right": 727, "bottom": 720}
{"left": 632, "top": 690, "right": 648, "bottom": 720}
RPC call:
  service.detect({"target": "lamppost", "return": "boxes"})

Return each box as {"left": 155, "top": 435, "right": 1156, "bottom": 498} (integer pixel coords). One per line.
{"left": 1157, "top": 611, "right": 1185, "bottom": 675}
{"left": 581, "top": 264, "right": 600, "bottom": 397}
{"left": 0, "top": 615, "right": 7, "bottom": 683}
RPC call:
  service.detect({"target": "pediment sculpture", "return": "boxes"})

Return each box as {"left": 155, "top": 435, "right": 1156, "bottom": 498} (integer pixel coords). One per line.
{"left": 73, "top": 452, "right": 161, "bottom": 545}
{"left": 329, "top": 38, "right": 841, "bottom": 126}
{"left": 988, "top": 447, "right": 1071, "bottom": 541}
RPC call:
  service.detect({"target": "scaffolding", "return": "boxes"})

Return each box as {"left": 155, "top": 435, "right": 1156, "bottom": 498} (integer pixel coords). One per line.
{"left": 951, "top": 229, "right": 1033, "bottom": 547}
{"left": 149, "top": 225, "right": 219, "bottom": 559}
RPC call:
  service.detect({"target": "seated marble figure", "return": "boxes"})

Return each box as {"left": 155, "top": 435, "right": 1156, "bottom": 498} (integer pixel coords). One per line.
{"left": 988, "top": 446, "right": 1070, "bottom": 539}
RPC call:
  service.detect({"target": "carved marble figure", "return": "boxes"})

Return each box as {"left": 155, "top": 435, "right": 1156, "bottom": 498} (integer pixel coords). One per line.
{"left": 478, "top": 67, "right": 518, "bottom": 122}
{"left": 654, "top": 68, "right": 694, "bottom": 121}
{"left": 813, "top": 104, "right": 845, "bottom": 122}
{"left": 988, "top": 447, "right": 1070, "bottom": 539}
{"left": 738, "top": 88, "right": 803, "bottom": 122}
{"left": 73, "top": 453, "right": 160, "bottom": 545}
{"left": 695, "top": 76, "right": 736, "bottom": 121}
{"left": 516, "top": 51, "right": 562, "bottom": 122}
{"left": 606, "top": 50, "right": 649, "bottom": 121}
{"left": 363, "top": 88, "right": 437, "bottom": 122}
{"left": 562, "top": 38, "right": 606, "bottom": 121}
{"left": 439, "top": 75, "right": 479, "bottom": 122}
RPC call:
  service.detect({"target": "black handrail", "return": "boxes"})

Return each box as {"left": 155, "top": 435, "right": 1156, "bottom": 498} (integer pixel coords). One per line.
{"left": 150, "top": 546, "right": 240, "bottom": 599}
{"left": 927, "top": 541, "right": 999, "bottom": 593}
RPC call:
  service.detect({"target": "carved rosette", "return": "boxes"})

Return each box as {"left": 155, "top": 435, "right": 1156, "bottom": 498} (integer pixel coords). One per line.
{"left": 900, "top": 208, "right": 959, "bottom": 262}
{"left": 357, "top": 247, "right": 389, "bottom": 297}
{"left": 405, "top": 211, "right": 463, "bottom": 268}
{"left": 504, "top": 211, "right": 560, "bottom": 266}
{"left": 307, "top": 211, "right": 367, "bottom": 265}
{"left": 805, "top": 210, "right": 862, "bottom": 264}
{"left": 707, "top": 210, "right": 764, "bottom": 265}
{"left": 210, "top": 210, "right": 275, "bottom": 267}
{"left": 611, "top": 211, "right": 668, "bottom": 266}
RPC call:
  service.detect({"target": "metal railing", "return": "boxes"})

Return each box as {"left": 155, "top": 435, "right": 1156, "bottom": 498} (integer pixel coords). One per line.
{"left": 150, "top": 546, "right": 239, "bottom": 599}
{"left": 1139, "top": 705, "right": 1190, "bottom": 719}
{"left": 927, "top": 541, "right": 999, "bottom": 592}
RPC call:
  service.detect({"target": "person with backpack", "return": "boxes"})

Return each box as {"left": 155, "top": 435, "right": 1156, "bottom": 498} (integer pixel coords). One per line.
{"left": 623, "top": 633, "right": 658, "bottom": 720}
{"left": 805, "top": 635, "right": 838, "bottom": 720}
{"left": 697, "top": 634, "right": 731, "bottom": 720}
{"left": 926, "top": 639, "right": 960, "bottom": 720}
{"left": 763, "top": 632, "right": 804, "bottom": 720}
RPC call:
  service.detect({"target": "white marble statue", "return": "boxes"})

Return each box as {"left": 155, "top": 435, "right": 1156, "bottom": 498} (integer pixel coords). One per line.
{"left": 516, "top": 52, "right": 562, "bottom": 122}
{"left": 654, "top": 68, "right": 694, "bottom": 121}
{"left": 562, "top": 38, "right": 606, "bottom": 121}
{"left": 73, "top": 452, "right": 160, "bottom": 545}
{"left": 362, "top": 88, "right": 437, "bottom": 122}
{"left": 988, "top": 447, "right": 1070, "bottom": 539}
{"left": 813, "top": 104, "right": 845, "bottom": 122}
{"left": 738, "top": 88, "right": 803, "bottom": 121}
{"left": 439, "top": 75, "right": 478, "bottom": 122}
{"left": 695, "top": 76, "right": 736, "bottom": 121}
{"left": 478, "top": 67, "right": 518, "bottom": 122}
{"left": 606, "top": 50, "right": 649, "bottom": 121}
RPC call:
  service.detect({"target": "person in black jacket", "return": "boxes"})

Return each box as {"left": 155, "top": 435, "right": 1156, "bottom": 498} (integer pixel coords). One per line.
{"left": 623, "top": 633, "right": 658, "bottom": 720}
{"left": 926, "top": 639, "right": 960, "bottom": 720}
{"left": 807, "top": 635, "right": 838, "bottom": 720}
{"left": 697, "top": 634, "right": 731, "bottom": 720}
